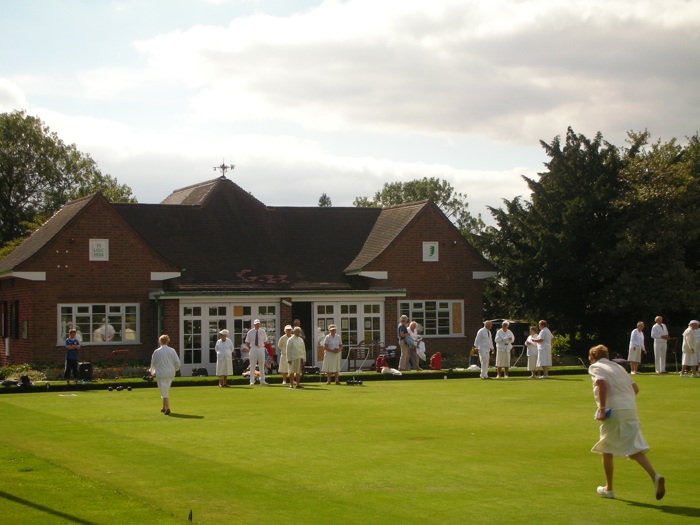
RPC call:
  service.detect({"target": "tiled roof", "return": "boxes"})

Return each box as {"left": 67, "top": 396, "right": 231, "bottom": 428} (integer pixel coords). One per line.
{"left": 344, "top": 201, "right": 428, "bottom": 273}
{"left": 0, "top": 195, "right": 94, "bottom": 272}
{"left": 115, "top": 178, "right": 382, "bottom": 290}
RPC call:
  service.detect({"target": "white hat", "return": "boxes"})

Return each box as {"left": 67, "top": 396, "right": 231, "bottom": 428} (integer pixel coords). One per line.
{"left": 253, "top": 319, "right": 261, "bottom": 324}
{"left": 689, "top": 320, "right": 699, "bottom": 326}
{"left": 328, "top": 324, "right": 337, "bottom": 330}
{"left": 219, "top": 329, "right": 229, "bottom": 335}
{"left": 284, "top": 325, "right": 293, "bottom": 331}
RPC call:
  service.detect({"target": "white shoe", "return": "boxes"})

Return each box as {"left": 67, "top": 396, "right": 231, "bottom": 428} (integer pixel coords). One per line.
{"left": 597, "top": 486, "right": 615, "bottom": 499}
{"left": 654, "top": 474, "right": 665, "bottom": 500}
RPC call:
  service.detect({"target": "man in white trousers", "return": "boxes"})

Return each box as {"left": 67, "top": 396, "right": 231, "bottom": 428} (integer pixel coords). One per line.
{"left": 474, "top": 320, "right": 494, "bottom": 380}
{"left": 650, "top": 316, "right": 669, "bottom": 374}
{"left": 245, "top": 319, "right": 269, "bottom": 385}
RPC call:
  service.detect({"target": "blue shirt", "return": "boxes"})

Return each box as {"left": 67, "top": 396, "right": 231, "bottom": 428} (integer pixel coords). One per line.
{"left": 65, "top": 338, "right": 80, "bottom": 360}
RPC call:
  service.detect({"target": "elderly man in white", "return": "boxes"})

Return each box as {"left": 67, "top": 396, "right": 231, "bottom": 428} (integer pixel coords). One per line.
{"left": 474, "top": 320, "right": 494, "bottom": 380}
{"left": 628, "top": 321, "right": 647, "bottom": 375}
{"left": 245, "top": 319, "right": 269, "bottom": 385}
{"left": 650, "top": 316, "right": 669, "bottom": 374}
{"left": 680, "top": 320, "right": 700, "bottom": 378}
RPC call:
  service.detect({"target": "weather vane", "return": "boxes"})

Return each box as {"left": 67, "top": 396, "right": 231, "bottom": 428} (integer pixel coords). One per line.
{"left": 213, "top": 160, "right": 235, "bottom": 176}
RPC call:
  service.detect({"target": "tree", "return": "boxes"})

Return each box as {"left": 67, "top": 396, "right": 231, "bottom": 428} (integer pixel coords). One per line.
{"left": 353, "top": 177, "right": 484, "bottom": 242}
{"left": 483, "top": 127, "right": 700, "bottom": 352}
{"left": 0, "top": 110, "right": 136, "bottom": 249}
{"left": 318, "top": 192, "right": 332, "bottom": 207}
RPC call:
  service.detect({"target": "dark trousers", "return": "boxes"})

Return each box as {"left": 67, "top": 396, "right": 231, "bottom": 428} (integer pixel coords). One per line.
{"left": 64, "top": 359, "right": 79, "bottom": 380}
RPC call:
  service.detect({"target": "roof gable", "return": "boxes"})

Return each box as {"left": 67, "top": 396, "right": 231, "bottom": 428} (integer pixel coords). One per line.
{"left": 0, "top": 194, "right": 95, "bottom": 272}
{"left": 344, "top": 201, "right": 427, "bottom": 273}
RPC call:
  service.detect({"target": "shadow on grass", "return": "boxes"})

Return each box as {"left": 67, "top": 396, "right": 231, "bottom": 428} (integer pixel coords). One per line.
{"left": 0, "top": 490, "right": 98, "bottom": 525}
{"left": 619, "top": 499, "right": 700, "bottom": 518}
{"left": 168, "top": 413, "right": 205, "bottom": 419}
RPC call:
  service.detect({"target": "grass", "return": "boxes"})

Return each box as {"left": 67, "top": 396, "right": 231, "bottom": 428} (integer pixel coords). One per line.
{"left": 0, "top": 373, "right": 698, "bottom": 524}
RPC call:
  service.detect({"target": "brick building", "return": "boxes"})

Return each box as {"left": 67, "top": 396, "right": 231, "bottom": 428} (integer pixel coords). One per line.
{"left": 0, "top": 177, "right": 495, "bottom": 373}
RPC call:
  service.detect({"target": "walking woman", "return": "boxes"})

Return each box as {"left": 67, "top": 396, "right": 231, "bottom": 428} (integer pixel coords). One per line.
{"left": 150, "top": 334, "right": 181, "bottom": 415}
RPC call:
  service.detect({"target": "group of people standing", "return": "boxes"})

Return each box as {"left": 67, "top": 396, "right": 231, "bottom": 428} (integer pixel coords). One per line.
{"left": 474, "top": 320, "right": 553, "bottom": 379}
{"left": 624, "top": 316, "right": 699, "bottom": 377}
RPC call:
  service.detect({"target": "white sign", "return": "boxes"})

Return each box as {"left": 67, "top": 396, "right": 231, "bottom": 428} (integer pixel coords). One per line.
{"left": 90, "top": 239, "right": 109, "bottom": 261}
{"left": 422, "top": 241, "right": 439, "bottom": 262}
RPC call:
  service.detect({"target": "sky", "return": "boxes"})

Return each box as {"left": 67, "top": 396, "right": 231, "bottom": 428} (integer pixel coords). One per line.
{"left": 1, "top": 0, "right": 699, "bottom": 222}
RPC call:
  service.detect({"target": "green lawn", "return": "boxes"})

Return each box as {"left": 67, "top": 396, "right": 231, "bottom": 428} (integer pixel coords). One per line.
{"left": 0, "top": 374, "right": 697, "bottom": 524}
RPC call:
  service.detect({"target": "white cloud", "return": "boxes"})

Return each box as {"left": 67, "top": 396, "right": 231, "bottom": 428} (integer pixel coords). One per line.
{"left": 116, "top": 0, "right": 700, "bottom": 145}
{"left": 0, "top": 78, "right": 27, "bottom": 111}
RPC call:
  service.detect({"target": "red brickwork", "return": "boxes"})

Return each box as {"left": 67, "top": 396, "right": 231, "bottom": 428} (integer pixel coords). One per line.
{"left": 366, "top": 204, "right": 491, "bottom": 359}
{"left": 0, "top": 196, "right": 179, "bottom": 366}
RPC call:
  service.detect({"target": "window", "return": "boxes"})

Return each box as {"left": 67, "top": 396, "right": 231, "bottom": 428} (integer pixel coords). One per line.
{"left": 398, "top": 300, "right": 463, "bottom": 336}
{"left": 58, "top": 304, "right": 139, "bottom": 344}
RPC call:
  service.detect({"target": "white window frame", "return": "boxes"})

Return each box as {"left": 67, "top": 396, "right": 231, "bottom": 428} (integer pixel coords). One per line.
{"left": 398, "top": 300, "right": 464, "bottom": 337}
{"left": 57, "top": 303, "right": 140, "bottom": 345}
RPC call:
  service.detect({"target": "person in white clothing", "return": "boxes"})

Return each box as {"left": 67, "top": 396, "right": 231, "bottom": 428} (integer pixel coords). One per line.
{"left": 321, "top": 324, "right": 343, "bottom": 385}
{"left": 149, "top": 334, "right": 181, "bottom": 415}
{"left": 215, "top": 329, "right": 234, "bottom": 387}
{"left": 494, "top": 321, "right": 514, "bottom": 379}
{"left": 474, "top": 320, "right": 494, "bottom": 380}
{"left": 524, "top": 326, "right": 540, "bottom": 379}
{"left": 650, "top": 316, "right": 669, "bottom": 374}
{"left": 628, "top": 321, "right": 646, "bottom": 375}
{"left": 408, "top": 321, "right": 423, "bottom": 371}
{"left": 588, "top": 344, "right": 665, "bottom": 501}
{"left": 245, "top": 319, "right": 269, "bottom": 385}
{"left": 532, "top": 320, "right": 553, "bottom": 378}
{"left": 277, "top": 325, "right": 293, "bottom": 385}
{"left": 680, "top": 320, "right": 699, "bottom": 377}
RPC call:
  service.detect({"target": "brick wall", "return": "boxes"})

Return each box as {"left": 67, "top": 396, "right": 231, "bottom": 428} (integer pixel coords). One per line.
{"left": 0, "top": 196, "right": 179, "bottom": 366}
{"left": 368, "top": 204, "right": 492, "bottom": 359}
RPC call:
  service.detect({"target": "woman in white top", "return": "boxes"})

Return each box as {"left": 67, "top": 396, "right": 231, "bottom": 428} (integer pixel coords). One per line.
{"left": 149, "top": 334, "right": 181, "bottom": 415}
{"left": 680, "top": 320, "right": 699, "bottom": 377}
{"left": 408, "top": 321, "right": 424, "bottom": 371}
{"left": 628, "top": 322, "right": 646, "bottom": 375}
{"left": 277, "top": 325, "right": 293, "bottom": 385}
{"left": 321, "top": 324, "right": 344, "bottom": 385}
{"left": 532, "top": 320, "right": 553, "bottom": 379}
{"left": 494, "top": 321, "right": 514, "bottom": 379}
{"left": 215, "top": 329, "right": 234, "bottom": 387}
{"left": 524, "top": 326, "right": 540, "bottom": 379}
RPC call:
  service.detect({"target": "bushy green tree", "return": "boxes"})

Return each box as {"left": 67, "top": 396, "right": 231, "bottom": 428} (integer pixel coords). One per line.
{"left": 318, "top": 192, "right": 332, "bottom": 207}
{"left": 0, "top": 110, "right": 135, "bottom": 249}
{"left": 483, "top": 127, "right": 700, "bottom": 350}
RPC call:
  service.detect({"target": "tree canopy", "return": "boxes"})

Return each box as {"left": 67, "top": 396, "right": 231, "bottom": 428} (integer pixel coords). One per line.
{"left": 481, "top": 127, "right": 700, "bottom": 352}
{"left": 0, "top": 110, "right": 136, "bottom": 250}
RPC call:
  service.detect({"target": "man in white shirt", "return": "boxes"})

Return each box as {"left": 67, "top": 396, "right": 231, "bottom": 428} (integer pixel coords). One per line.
{"left": 245, "top": 319, "right": 269, "bottom": 385}
{"left": 474, "top": 320, "right": 494, "bottom": 380}
{"left": 650, "top": 316, "right": 669, "bottom": 374}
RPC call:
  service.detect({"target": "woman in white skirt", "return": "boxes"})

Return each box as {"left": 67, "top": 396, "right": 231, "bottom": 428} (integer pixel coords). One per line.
{"left": 533, "top": 320, "right": 553, "bottom": 379}
{"left": 277, "top": 325, "right": 293, "bottom": 384}
{"left": 680, "top": 320, "right": 699, "bottom": 377}
{"left": 525, "top": 326, "right": 540, "bottom": 378}
{"left": 628, "top": 321, "right": 646, "bottom": 375}
{"left": 215, "top": 329, "right": 234, "bottom": 387}
{"left": 322, "top": 324, "right": 343, "bottom": 385}
{"left": 150, "top": 334, "right": 181, "bottom": 415}
{"left": 494, "top": 321, "right": 514, "bottom": 379}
